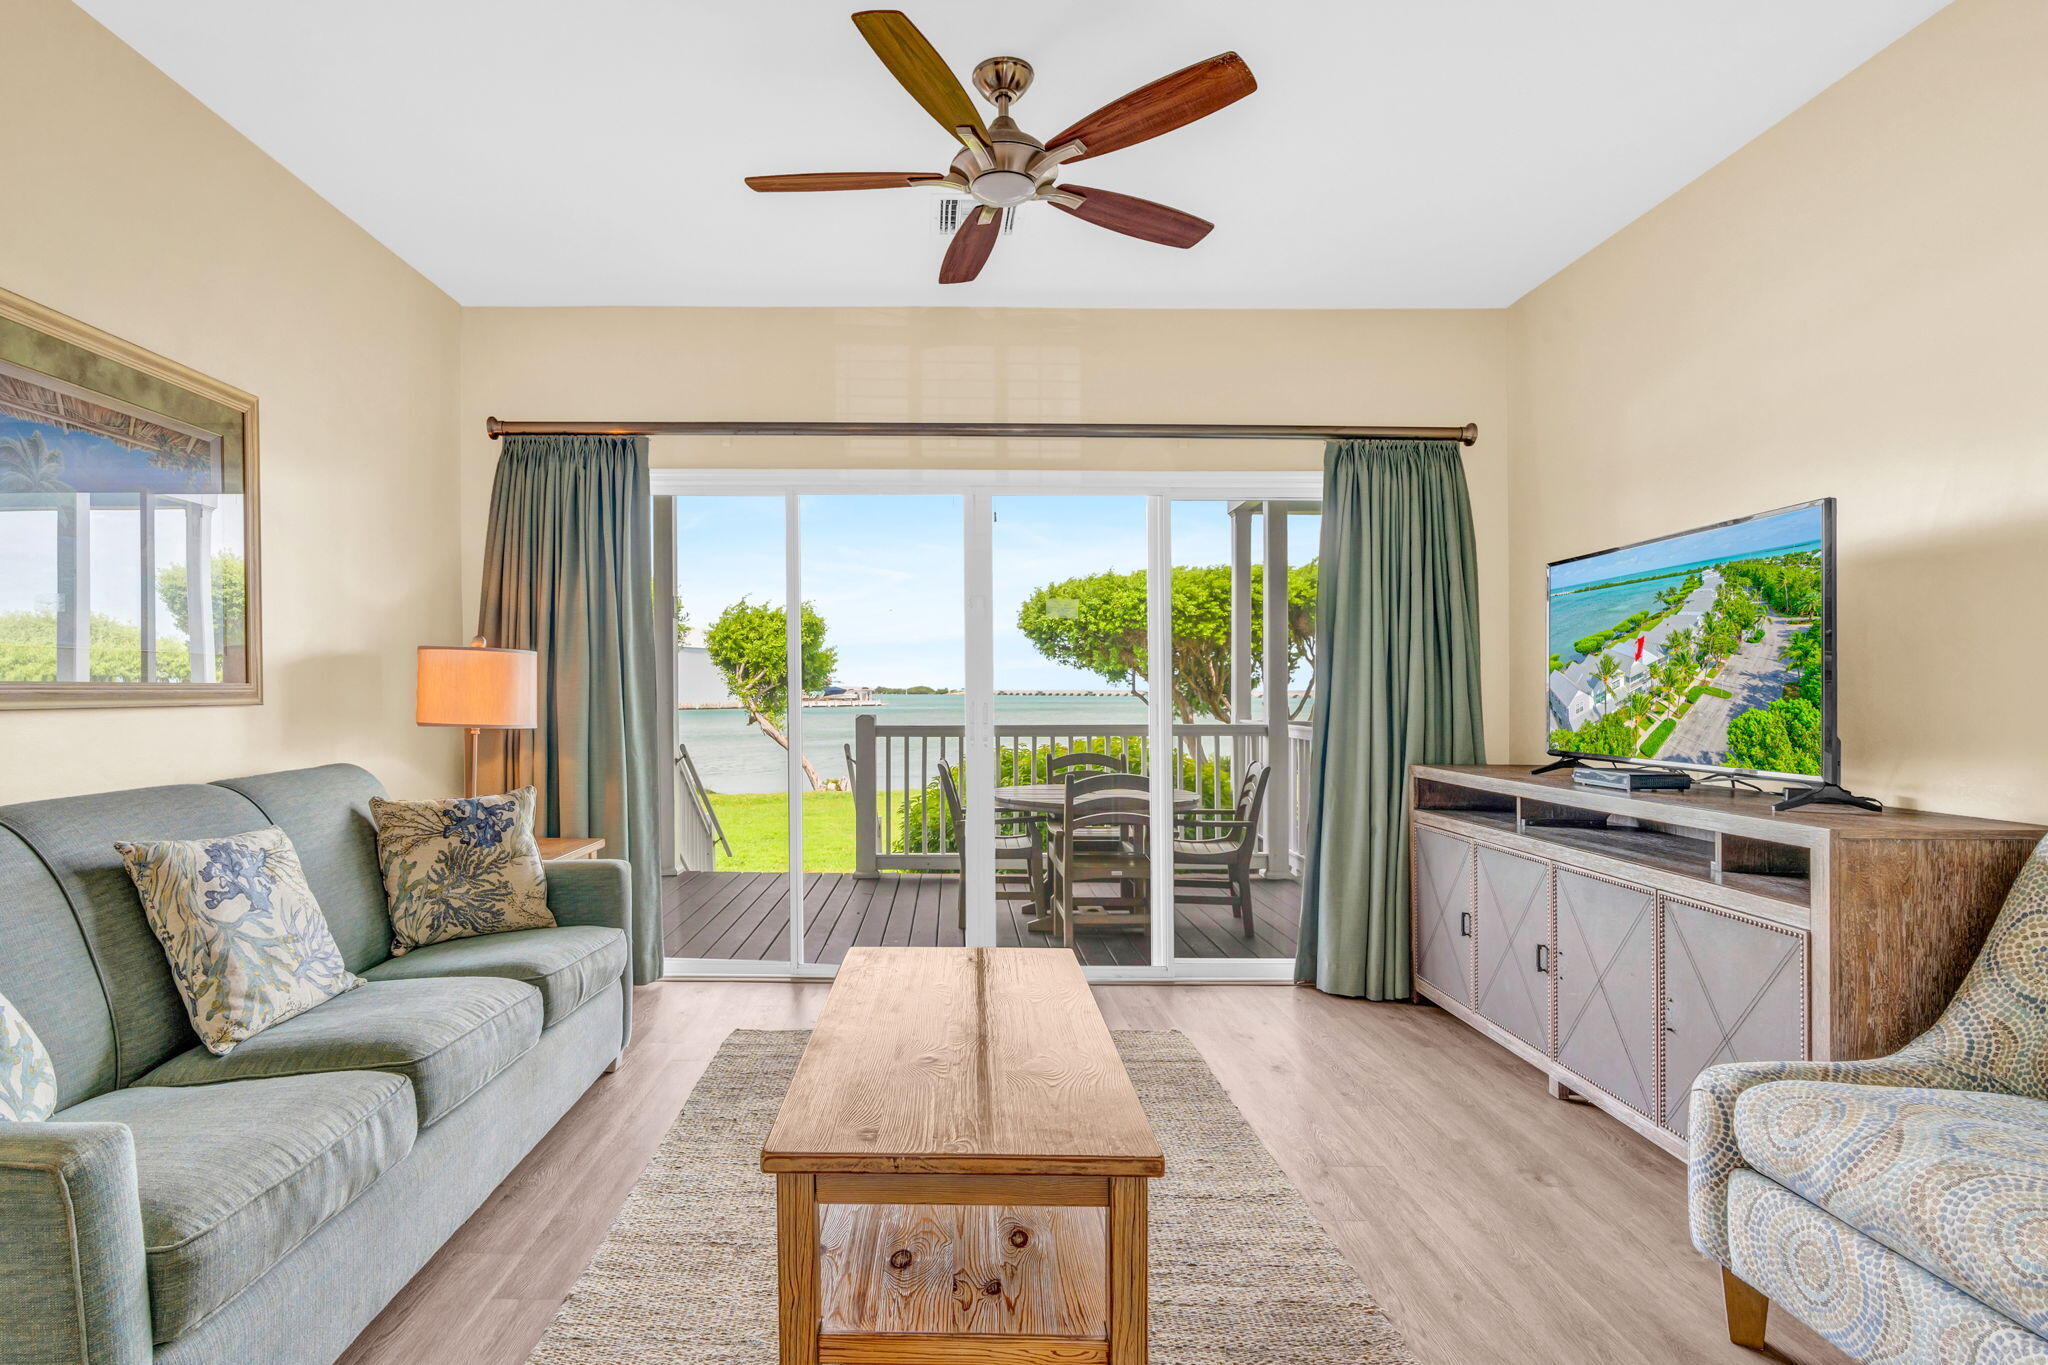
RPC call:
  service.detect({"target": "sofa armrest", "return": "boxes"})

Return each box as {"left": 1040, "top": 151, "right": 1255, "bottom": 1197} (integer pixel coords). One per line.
{"left": 544, "top": 858, "right": 631, "bottom": 933}
{"left": 0, "top": 1121, "right": 151, "bottom": 1365}
{"left": 543, "top": 858, "right": 634, "bottom": 1053}
{"left": 1688, "top": 1054, "right": 1969, "bottom": 1265}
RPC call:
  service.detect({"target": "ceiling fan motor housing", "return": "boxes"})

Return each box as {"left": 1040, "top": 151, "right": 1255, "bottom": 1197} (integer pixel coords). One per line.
{"left": 960, "top": 109, "right": 1047, "bottom": 206}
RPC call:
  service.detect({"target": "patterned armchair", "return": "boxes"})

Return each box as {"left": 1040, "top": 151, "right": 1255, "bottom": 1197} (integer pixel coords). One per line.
{"left": 1689, "top": 834, "right": 2048, "bottom": 1361}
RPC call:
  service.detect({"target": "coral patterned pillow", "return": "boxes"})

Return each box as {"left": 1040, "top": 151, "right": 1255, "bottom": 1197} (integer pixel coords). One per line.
{"left": 0, "top": 988, "right": 58, "bottom": 1121}
{"left": 370, "top": 787, "right": 554, "bottom": 956}
{"left": 116, "top": 828, "right": 366, "bottom": 1055}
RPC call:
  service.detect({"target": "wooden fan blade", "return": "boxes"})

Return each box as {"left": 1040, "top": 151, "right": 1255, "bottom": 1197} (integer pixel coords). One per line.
{"left": 939, "top": 204, "right": 1002, "bottom": 284}
{"left": 852, "top": 11, "right": 987, "bottom": 142}
{"left": 1047, "top": 53, "right": 1256, "bottom": 162}
{"left": 746, "top": 172, "right": 944, "bottom": 191}
{"left": 1054, "top": 185, "right": 1213, "bottom": 248}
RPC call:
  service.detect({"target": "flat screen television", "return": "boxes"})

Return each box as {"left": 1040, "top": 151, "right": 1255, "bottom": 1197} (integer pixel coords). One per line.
{"left": 1544, "top": 498, "right": 1836, "bottom": 788}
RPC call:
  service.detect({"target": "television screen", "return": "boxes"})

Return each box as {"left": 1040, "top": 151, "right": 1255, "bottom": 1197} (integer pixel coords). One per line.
{"left": 1545, "top": 499, "right": 1833, "bottom": 783}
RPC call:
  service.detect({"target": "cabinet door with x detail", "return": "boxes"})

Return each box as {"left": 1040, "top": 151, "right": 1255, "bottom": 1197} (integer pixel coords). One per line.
{"left": 1474, "top": 846, "right": 1552, "bottom": 1054}
{"left": 1659, "top": 895, "right": 1808, "bottom": 1138}
{"left": 1554, "top": 870, "right": 1657, "bottom": 1117}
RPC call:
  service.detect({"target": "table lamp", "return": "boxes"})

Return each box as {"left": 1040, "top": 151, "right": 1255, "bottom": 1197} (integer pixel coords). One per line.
{"left": 416, "top": 636, "right": 538, "bottom": 797}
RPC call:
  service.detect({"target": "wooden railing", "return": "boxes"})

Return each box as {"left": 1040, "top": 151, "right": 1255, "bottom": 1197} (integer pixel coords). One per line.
{"left": 850, "top": 713, "right": 1302, "bottom": 878}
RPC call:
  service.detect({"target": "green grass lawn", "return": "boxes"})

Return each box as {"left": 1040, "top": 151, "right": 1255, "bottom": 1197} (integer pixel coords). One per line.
{"left": 1639, "top": 718, "right": 1677, "bottom": 758}
{"left": 707, "top": 790, "right": 857, "bottom": 872}
{"left": 1686, "top": 684, "right": 1734, "bottom": 704}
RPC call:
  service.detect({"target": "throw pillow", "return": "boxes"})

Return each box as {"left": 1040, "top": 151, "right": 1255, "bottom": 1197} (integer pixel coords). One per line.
{"left": 370, "top": 787, "right": 555, "bottom": 955}
{"left": 115, "top": 828, "right": 365, "bottom": 1056}
{"left": 0, "top": 989, "right": 58, "bottom": 1122}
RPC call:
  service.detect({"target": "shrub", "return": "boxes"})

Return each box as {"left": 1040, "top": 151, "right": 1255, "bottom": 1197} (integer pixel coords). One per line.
{"left": 891, "top": 737, "right": 1234, "bottom": 855}
{"left": 1638, "top": 719, "right": 1677, "bottom": 758}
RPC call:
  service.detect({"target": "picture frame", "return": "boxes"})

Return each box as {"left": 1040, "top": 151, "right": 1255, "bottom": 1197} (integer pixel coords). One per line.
{"left": 0, "top": 286, "right": 261, "bottom": 709}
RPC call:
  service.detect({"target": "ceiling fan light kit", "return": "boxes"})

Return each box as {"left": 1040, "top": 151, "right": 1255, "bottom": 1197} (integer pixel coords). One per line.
{"left": 744, "top": 10, "right": 1257, "bottom": 283}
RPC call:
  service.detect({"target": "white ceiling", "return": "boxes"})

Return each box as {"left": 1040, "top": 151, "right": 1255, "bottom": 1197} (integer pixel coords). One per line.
{"left": 77, "top": 0, "right": 1949, "bottom": 308}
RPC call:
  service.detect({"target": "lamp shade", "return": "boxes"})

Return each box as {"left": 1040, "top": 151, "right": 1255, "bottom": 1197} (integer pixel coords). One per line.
{"left": 416, "top": 642, "right": 537, "bottom": 729}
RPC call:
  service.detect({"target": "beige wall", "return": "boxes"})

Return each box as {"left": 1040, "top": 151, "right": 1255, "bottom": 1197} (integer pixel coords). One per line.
{"left": 1508, "top": 0, "right": 2048, "bottom": 820}
{"left": 0, "top": 0, "right": 464, "bottom": 802}
{"left": 29, "top": 0, "right": 2031, "bottom": 817}
{"left": 459, "top": 306, "right": 1515, "bottom": 758}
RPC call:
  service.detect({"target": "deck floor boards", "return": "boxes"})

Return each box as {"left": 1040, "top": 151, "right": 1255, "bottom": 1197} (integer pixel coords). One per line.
{"left": 663, "top": 871, "right": 1301, "bottom": 966}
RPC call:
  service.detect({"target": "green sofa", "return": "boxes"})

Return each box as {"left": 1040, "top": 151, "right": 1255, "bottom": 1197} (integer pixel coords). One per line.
{"left": 0, "top": 764, "right": 633, "bottom": 1365}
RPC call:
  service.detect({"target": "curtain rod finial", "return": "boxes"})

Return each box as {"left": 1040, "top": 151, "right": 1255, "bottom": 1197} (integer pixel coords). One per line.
{"left": 486, "top": 416, "right": 503, "bottom": 439}
{"left": 1461, "top": 423, "right": 1478, "bottom": 446}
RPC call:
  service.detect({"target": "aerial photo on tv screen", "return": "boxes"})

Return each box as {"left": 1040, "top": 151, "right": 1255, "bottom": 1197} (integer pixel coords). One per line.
{"left": 1546, "top": 503, "right": 1826, "bottom": 776}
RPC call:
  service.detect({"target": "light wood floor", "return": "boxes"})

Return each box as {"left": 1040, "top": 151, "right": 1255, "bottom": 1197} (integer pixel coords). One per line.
{"left": 336, "top": 981, "right": 1851, "bottom": 1365}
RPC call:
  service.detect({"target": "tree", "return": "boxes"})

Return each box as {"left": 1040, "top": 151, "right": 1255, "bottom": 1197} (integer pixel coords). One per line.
{"left": 1014, "top": 562, "right": 1316, "bottom": 722}
{"left": 1550, "top": 711, "right": 1636, "bottom": 760}
{"left": 1621, "top": 690, "right": 1654, "bottom": 733}
{"left": 0, "top": 609, "right": 195, "bottom": 683}
{"left": 704, "top": 598, "right": 836, "bottom": 789}
{"left": 1726, "top": 696, "right": 1822, "bottom": 775}
{"left": 156, "top": 551, "right": 247, "bottom": 657}
{"left": 1592, "top": 652, "right": 1623, "bottom": 712}
{"left": 0, "top": 431, "right": 69, "bottom": 492}
{"left": 1782, "top": 623, "right": 1823, "bottom": 706}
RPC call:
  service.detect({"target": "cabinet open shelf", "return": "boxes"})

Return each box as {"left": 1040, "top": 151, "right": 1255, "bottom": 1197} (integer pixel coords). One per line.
{"left": 1416, "top": 779, "right": 1811, "bottom": 909}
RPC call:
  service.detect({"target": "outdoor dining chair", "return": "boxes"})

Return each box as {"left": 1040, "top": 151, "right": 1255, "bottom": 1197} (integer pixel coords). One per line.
{"left": 1171, "top": 762, "right": 1272, "bottom": 938}
{"left": 936, "top": 763, "right": 1048, "bottom": 928}
{"left": 1048, "top": 804, "right": 1153, "bottom": 948}
{"left": 1045, "top": 750, "right": 1129, "bottom": 781}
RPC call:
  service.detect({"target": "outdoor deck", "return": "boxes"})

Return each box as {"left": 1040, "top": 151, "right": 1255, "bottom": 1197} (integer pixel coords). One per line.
{"left": 661, "top": 871, "right": 1302, "bottom": 966}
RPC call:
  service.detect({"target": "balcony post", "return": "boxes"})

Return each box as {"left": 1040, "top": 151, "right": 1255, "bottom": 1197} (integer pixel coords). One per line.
{"left": 1262, "top": 504, "right": 1293, "bottom": 878}
{"left": 1229, "top": 503, "right": 1254, "bottom": 722}
{"left": 854, "top": 712, "right": 878, "bottom": 878}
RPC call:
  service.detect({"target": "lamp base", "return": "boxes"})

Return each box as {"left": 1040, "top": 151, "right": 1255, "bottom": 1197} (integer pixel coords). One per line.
{"left": 464, "top": 727, "right": 481, "bottom": 800}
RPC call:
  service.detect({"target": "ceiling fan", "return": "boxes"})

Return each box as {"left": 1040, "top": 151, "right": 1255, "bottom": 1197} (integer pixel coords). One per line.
{"left": 745, "top": 10, "right": 1257, "bottom": 284}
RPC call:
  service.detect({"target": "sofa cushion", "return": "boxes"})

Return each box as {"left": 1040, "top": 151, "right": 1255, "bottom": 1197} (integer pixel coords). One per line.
{"left": 135, "top": 978, "right": 541, "bottom": 1127}
{"left": 212, "top": 765, "right": 391, "bottom": 975}
{"left": 362, "top": 925, "right": 627, "bottom": 1027}
{"left": 1735, "top": 1080, "right": 2048, "bottom": 1333}
{"left": 370, "top": 789, "right": 555, "bottom": 956}
{"left": 0, "top": 783, "right": 274, "bottom": 1090}
{"left": 0, "top": 824, "right": 118, "bottom": 1109}
{"left": 115, "top": 828, "right": 367, "bottom": 1055}
{"left": 58, "top": 1071, "right": 416, "bottom": 1343}
{"left": 0, "top": 986, "right": 58, "bottom": 1121}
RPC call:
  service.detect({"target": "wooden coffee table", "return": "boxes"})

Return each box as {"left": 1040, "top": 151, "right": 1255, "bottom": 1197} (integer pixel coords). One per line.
{"left": 762, "top": 947, "right": 1164, "bottom": 1365}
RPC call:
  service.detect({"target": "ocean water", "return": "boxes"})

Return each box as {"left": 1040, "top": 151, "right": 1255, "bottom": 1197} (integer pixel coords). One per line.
{"left": 1545, "top": 539, "right": 1820, "bottom": 660}
{"left": 679, "top": 692, "right": 1151, "bottom": 793}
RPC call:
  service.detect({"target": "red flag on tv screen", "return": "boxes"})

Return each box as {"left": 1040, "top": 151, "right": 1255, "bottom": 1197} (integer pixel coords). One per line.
{"left": 1635, "top": 635, "right": 1646, "bottom": 661}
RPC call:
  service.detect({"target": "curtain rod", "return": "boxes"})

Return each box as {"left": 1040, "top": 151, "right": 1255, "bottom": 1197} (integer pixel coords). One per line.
{"left": 484, "top": 417, "right": 1478, "bottom": 446}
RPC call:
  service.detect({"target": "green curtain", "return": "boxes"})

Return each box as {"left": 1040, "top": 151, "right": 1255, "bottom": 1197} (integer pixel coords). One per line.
{"left": 477, "top": 434, "right": 663, "bottom": 984}
{"left": 1293, "top": 439, "right": 1484, "bottom": 999}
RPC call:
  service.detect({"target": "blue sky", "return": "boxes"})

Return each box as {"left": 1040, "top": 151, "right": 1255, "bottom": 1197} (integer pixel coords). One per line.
{"left": 1547, "top": 503, "right": 1824, "bottom": 593}
{"left": 1, "top": 499, "right": 245, "bottom": 629}
{"left": 675, "top": 495, "right": 1314, "bottom": 690}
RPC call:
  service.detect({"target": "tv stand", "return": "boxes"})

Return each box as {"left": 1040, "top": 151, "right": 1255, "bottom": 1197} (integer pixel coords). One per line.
{"left": 1773, "top": 781, "right": 1885, "bottom": 814}
{"left": 1407, "top": 764, "right": 2043, "bottom": 1159}
{"left": 1528, "top": 755, "right": 1583, "bottom": 775}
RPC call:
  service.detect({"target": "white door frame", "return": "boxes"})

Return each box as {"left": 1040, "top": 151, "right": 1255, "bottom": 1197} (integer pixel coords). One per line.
{"left": 657, "top": 467, "right": 1322, "bottom": 981}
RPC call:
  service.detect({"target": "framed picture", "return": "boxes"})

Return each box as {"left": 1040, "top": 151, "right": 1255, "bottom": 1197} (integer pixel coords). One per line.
{"left": 0, "top": 286, "right": 260, "bottom": 708}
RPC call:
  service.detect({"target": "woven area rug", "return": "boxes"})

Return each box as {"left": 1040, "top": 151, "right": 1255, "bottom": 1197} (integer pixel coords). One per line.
{"left": 528, "top": 1029, "right": 1413, "bottom": 1364}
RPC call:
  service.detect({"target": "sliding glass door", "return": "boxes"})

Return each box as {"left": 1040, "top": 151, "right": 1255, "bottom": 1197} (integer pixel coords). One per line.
{"left": 658, "top": 472, "right": 1318, "bottom": 980}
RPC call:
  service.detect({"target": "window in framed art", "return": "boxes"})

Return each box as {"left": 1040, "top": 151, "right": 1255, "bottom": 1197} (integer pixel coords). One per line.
{"left": 0, "top": 287, "right": 259, "bottom": 708}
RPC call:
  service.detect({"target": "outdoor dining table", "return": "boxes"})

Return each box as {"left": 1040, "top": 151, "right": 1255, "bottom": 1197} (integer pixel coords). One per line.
{"left": 994, "top": 784, "right": 1202, "bottom": 934}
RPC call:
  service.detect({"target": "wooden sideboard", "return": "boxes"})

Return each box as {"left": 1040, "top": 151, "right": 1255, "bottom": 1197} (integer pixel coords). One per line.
{"left": 1408, "top": 764, "right": 2045, "bottom": 1158}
